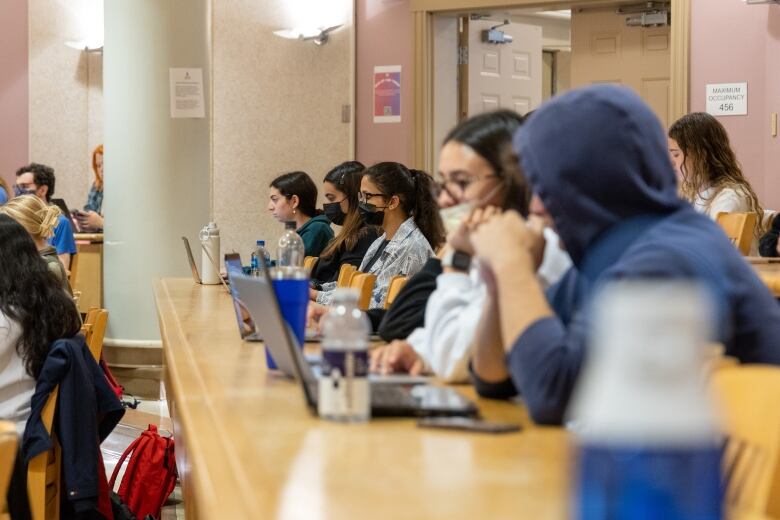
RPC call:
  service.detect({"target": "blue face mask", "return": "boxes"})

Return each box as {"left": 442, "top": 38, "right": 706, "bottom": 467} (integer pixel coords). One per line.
{"left": 13, "top": 185, "right": 34, "bottom": 198}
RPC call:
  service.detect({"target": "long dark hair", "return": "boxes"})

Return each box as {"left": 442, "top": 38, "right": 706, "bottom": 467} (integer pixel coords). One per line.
{"left": 444, "top": 109, "right": 529, "bottom": 215}
{"left": 364, "top": 162, "right": 446, "bottom": 250}
{"left": 320, "top": 161, "right": 366, "bottom": 259}
{"left": 669, "top": 112, "right": 764, "bottom": 236}
{"left": 0, "top": 215, "right": 81, "bottom": 377}
{"left": 270, "top": 171, "right": 318, "bottom": 218}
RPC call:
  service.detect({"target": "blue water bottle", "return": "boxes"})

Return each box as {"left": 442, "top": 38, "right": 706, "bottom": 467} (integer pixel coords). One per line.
{"left": 569, "top": 281, "right": 722, "bottom": 520}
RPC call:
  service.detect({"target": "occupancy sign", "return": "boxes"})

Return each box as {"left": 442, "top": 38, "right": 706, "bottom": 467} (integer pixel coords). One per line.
{"left": 706, "top": 83, "right": 748, "bottom": 117}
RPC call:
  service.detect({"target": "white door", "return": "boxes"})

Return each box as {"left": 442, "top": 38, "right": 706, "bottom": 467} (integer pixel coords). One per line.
{"left": 468, "top": 20, "right": 543, "bottom": 116}
{"left": 570, "top": 8, "right": 671, "bottom": 128}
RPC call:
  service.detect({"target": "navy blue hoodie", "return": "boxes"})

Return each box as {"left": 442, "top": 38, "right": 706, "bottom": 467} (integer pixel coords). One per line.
{"left": 473, "top": 85, "right": 780, "bottom": 425}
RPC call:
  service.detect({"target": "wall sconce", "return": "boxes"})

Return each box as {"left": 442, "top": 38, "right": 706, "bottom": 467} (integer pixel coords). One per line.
{"left": 273, "top": 24, "right": 342, "bottom": 46}
{"left": 65, "top": 40, "right": 103, "bottom": 53}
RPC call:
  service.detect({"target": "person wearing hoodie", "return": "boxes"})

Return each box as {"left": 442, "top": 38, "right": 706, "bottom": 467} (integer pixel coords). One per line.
{"left": 467, "top": 85, "right": 780, "bottom": 426}
{"left": 268, "top": 171, "right": 334, "bottom": 257}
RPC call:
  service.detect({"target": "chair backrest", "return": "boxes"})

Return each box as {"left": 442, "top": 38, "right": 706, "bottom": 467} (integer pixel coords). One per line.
{"left": 0, "top": 421, "right": 18, "bottom": 520}
{"left": 82, "top": 308, "right": 109, "bottom": 362}
{"left": 716, "top": 212, "right": 757, "bottom": 255}
{"left": 303, "top": 256, "right": 318, "bottom": 273}
{"left": 349, "top": 273, "right": 377, "bottom": 311}
{"left": 336, "top": 264, "right": 357, "bottom": 288}
{"left": 384, "top": 275, "right": 408, "bottom": 309}
{"left": 27, "top": 387, "right": 60, "bottom": 520}
{"left": 711, "top": 366, "right": 780, "bottom": 519}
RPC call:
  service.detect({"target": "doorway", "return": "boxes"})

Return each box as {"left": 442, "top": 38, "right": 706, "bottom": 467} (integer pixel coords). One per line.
{"left": 414, "top": 0, "right": 690, "bottom": 172}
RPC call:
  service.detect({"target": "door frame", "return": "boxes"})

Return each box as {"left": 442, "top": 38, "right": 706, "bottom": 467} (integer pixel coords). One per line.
{"left": 411, "top": 0, "right": 690, "bottom": 171}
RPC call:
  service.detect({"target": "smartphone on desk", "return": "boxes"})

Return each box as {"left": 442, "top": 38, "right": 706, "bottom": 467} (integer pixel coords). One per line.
{"left": 417, "top": 417, "right": 522, "bottom": 434}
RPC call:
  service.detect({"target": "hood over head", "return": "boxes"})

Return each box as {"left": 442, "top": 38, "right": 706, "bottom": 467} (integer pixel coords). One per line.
{"left": 514, "top": 85, "right": 684, "bottom": 266}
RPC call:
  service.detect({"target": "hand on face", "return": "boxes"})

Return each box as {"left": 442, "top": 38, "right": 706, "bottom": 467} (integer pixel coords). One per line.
{"left": 470, "top": 208, "right": 546, "bottom": 273}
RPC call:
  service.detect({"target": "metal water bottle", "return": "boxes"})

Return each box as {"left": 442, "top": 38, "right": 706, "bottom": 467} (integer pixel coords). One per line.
{"left": 199, "top": 221, "right": 220, "bottom": 285}
{"left": 569, "top": 280, "right": 722, "bottom": 520}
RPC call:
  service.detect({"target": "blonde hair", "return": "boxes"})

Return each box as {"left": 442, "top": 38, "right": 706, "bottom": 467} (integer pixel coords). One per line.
{"left": 0, "top": 195, "right": 61, "bottom": 241}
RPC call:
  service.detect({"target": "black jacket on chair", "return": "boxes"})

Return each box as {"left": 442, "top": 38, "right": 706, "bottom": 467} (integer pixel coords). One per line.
{"left": 22, "top": 335, "right": 125, "bottom": 516}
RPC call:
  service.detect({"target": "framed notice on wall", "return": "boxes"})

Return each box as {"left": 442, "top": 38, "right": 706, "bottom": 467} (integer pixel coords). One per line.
{"left": 374, "top": 65, "right": 401, "bottom": 123}
{"left": 705, "top": 83, "right": 748, "bottom": 117}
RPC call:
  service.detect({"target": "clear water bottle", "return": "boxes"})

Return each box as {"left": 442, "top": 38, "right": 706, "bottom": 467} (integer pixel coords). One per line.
{"left": 568, "top": 280, "right": 722, "bottom": 520}
{"left": 250, "top": 240, "right": 270, "bottom": 276}
{"left": 318, "top": 288, "right": 371, "bottom": 422}
{"left": 276, "top": 221, "right": 305, "bottom": 279}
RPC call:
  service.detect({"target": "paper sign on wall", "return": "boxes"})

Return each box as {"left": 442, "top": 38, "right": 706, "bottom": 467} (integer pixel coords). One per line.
{"left": 706, "top": 83, "right": 748, "bottom": 117}
{"left": 169, "top": 68, "right": 205, "bottom": 118}
{"left": 374, "top": 65, "right": 401, "bottom": 123}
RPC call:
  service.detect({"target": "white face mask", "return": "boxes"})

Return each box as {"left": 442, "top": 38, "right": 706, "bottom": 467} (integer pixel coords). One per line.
{"left": 438, "top": 181, "right": 505, "bottom": 234}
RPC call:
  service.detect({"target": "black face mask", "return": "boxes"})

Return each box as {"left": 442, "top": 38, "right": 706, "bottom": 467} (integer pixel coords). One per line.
{"left": 358, "top": 202, "right": 385, "bottom": 227}
{"left": 323, "top": 201, "right": 347, "bottom": 226}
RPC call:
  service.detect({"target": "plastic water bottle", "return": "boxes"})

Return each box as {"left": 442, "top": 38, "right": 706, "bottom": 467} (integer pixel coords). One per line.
{"left": 250, "top": 240, "right": 270, "bottom": 276}
{"left": 318, "top": 288, "right": 371, "bottom": 422}
{"left": 198, "top": 221, "right": 220, "bottom": 285}
{"left": 276, "top": 221, "right": 305, "bottom": 279}
{"left": 568, "top": 280, "right": 722, "bottom": 520}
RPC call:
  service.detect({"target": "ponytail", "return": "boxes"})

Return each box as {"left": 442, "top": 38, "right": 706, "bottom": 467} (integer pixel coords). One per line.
{"left": 409, "top": 169, "right": 445, "bottom": 250}
{"left": 363, "top": 162, "right": 446, "bottom": 251}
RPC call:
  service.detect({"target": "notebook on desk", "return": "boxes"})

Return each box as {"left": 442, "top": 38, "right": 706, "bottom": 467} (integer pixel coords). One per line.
{"left": 232, "top": 272, "right": 474, "bottom": 417}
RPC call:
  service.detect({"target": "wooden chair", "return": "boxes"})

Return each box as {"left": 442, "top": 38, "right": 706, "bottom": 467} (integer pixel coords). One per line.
{"left": 384, "top": 275, "right": 408, "bottom": 309}
{"left": 304, "top": 256, "right": 318, "bottom": 273}
{"left": 717, "top": 212, "right": 757, "bottom": 255}
{"left": 349, "top": 273, "right": 377, "bottom": 311}
{"left": 336, "top": 264, "right": 357, "bottom": 288}
{"left": 27, "top": 388, "right": 61, "bottom": 520}
{"left": 710, "top": 366, "right": 780, "bottom": 519}
{"left": 0, "top": 421, "right": 18, "bottom": 520}
{"left": 81, "top": 308, "right": 109, "bottom": 362}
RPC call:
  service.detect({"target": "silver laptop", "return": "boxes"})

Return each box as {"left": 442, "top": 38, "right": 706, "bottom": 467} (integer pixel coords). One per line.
{"left": 181, "top": 236, "right": 231, "bottom": 294}
{"left": 231, "top": 273, "right": 477, "bottom": 417}
{"left": 224, "top": 252, "right": 262, "bottom": 341}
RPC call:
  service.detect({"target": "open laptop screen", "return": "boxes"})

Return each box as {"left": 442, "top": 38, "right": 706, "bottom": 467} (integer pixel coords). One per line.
{"left": 225, "top": 253, "right": 257, "bottom": 339}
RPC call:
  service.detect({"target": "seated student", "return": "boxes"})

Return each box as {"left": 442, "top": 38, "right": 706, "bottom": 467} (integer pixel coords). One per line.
{"left": 14, "top": 163, "right": 77, "bottom": 273}
{"left": 669, "top": 112, "right": 765, "bottom": 248}
{"left": 312, "top": 162, "right": 445, "bottom": 310}
{"left": 0, "top": 178, "right": 9, "bottom": 205}
{"left": 759, "top": 213, "right": 780, "bottom": 257}
{"left": 76, "top": 144, "right": 105, "bottom": 231}
{"left": 268, "top": 171, "right": 334, "bottom": 257}
{"left": 0, "top": 195, "right": 72, "bottom": 295}
{"left": 310, "top": 161, "right": 379, "bottom": 289}
{"left": 467, "top": 85, "right": 780, "bottom": 425}
{"left": 370, "top": 110, "right": 571, "bottom": 380}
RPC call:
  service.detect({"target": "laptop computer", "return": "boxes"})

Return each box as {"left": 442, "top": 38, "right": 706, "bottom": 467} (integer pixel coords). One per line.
{"left": 182, "top": 236, "right": 231, "bottom": 294}
{"left": 50, "top": 198, "right": 81, "bottom": 233}
{"left": 231, "top": 273, "right": 478, "bottom": 418}
{"left": 224, "top": 252, "right": 261, "bottom": 341}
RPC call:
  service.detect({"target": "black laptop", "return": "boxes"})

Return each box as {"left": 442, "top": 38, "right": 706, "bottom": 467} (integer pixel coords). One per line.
{"left": 231, "top": 269, "right": 479, "bottom": 418}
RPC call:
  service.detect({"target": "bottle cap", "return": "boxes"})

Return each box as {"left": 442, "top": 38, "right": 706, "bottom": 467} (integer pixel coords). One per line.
{"left": 332, "top": 288, "right": 360, "bottom": 303}
{"left": 285, "top": 221, "right": 296, "bottom": 230}
{"left": 257, "top": 240, "right": 265, "bottom": 246}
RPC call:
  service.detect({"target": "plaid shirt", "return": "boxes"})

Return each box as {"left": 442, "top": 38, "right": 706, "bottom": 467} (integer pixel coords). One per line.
{"left": 317, "top": 217, "right": 434, "bottom": 309}
{"left": 84, "top": 184, "right": 103, "bottom": 214}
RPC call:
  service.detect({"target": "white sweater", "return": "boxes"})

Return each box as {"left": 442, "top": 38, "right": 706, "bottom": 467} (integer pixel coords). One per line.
{"left": 0, "top": 312, "right": 34, "bottom": 434}
{"left": 408, "top": 229, "right": 572, "bottom": 382}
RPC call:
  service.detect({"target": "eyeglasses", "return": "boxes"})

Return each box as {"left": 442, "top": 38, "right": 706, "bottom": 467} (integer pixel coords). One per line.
{"left": 435, "top": 173, "right": 497, "bottom": 199}
{"left": 358, "top": 191, "right": 386, "bottom": 204}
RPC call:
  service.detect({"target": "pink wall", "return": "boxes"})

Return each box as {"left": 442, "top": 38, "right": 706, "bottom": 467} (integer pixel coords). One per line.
{"left": 0, "top": 0, "right": 28, "bottom": 191}
{"left": 355, "top": 0, "right": 414, "bottom": 168}
{"left": 690, "top": 0, "right": 780, "bottom": 210}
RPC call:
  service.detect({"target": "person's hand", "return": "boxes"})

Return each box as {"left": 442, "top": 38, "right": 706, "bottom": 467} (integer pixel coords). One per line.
{"left": 309, "top": 287, "right": 319, "bottom": 301}
{"left": 369, "top": 340, "right": 424, "bottom": 375}
{"left": 470, "top": 208, "right": 546, "bottom": 273}
{"left": 446, "top": 211, "right": 476, "bottom": 256}
{"left": 77, "top": 210, "right": 103, "bottom": 230}
{"left": 307, "top": 302, "right": 329, "bottom": 330}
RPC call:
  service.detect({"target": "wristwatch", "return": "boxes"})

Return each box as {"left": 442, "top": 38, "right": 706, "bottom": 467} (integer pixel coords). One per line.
{"left": 442, "top": 249, "right": 472, "bottom": 272}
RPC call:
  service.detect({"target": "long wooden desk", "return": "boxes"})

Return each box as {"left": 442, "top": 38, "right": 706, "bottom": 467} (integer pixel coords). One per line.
{"left": 748, "top": 257, "right": 780, "bottom": 297}
{"left": 154, "top": 278, "right": 570, "bottom": 519}
{"left": 73, "top": 233, "right": 103, "bottom": 313}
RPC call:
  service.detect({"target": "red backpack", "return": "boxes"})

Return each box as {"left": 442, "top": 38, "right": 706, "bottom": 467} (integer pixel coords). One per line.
{"left": 109, "top": 424, "right": 177, "bottom": 519}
